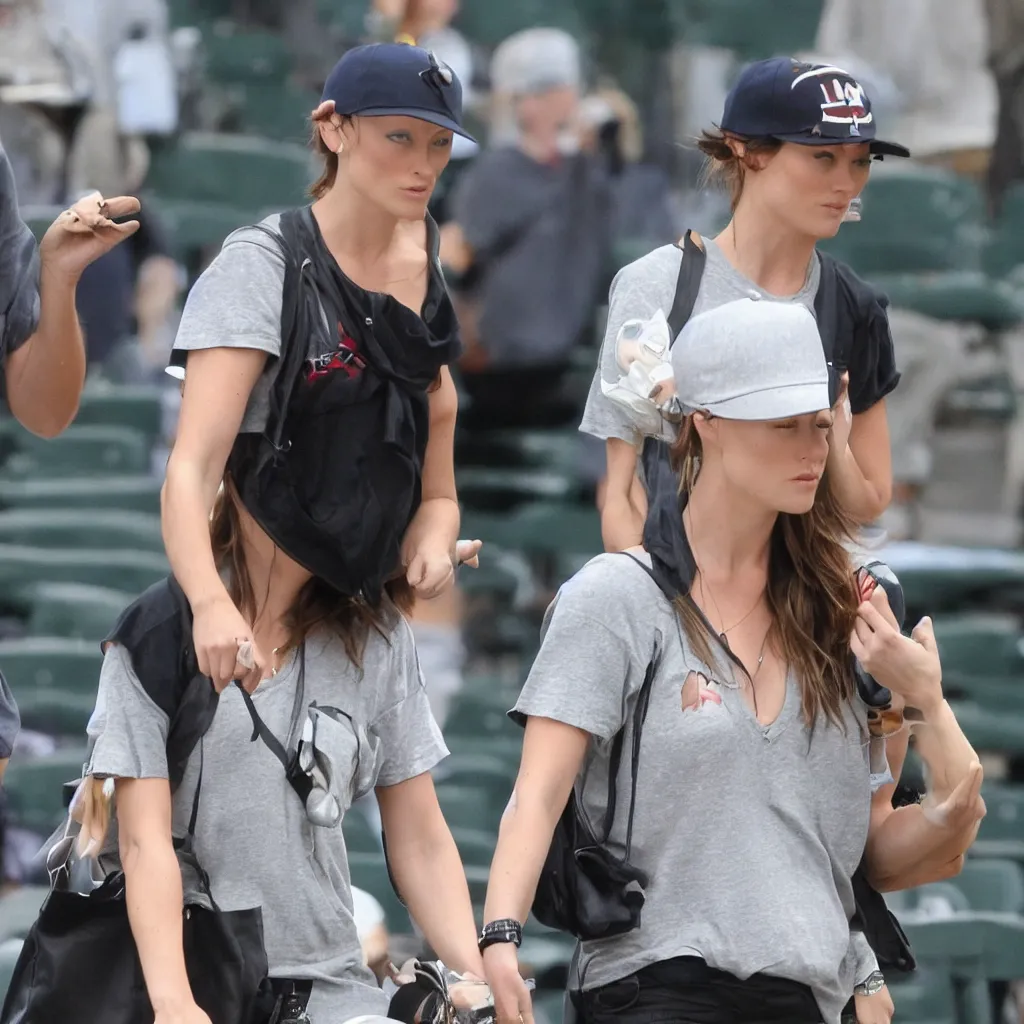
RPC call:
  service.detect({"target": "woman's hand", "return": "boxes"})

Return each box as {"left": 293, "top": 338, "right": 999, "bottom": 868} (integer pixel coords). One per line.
{"left": 854, "top": 985, "right": 894, "bottom": 1023}
{"left": 39, "top": 192, "right": 141, "bottom": 281}
{"left": 191, "top": 594, "right": 265, "bottom": 692}
{"left": 850, "top": 589, "right": 943, "bottom": 716}
{"left": 456, "top": 538, "right": 482, "bottom": 569}
{"left": 483, "top": 944, "right": 534, "bottom": 1024}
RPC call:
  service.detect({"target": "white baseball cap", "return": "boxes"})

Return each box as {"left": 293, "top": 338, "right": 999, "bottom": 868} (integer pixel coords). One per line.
{"left": 671, "top": 298, "right": 831, "bottom": 420}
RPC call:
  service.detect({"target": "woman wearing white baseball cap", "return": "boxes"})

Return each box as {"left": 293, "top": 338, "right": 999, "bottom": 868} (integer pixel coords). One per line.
{"left": 482, "top": 299, "right": 982, "bottom": 1024}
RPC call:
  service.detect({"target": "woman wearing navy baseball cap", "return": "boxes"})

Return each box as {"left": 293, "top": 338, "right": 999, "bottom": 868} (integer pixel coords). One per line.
{"left": 583, "top": 57, "right": 908, "bottom": 551}
{"left": 71, "top": 41, "right": 488, "bottom": 1024}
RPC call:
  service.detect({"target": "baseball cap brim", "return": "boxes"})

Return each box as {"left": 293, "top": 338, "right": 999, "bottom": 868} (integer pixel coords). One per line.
{"left": 769, "top": 132, "right": 911, "bottom": 158}
{"left": 351, "top": 106, "right": 477, "bottom": 143}
{"left": 696, "top": 380, "right": 832, "bottom": 421}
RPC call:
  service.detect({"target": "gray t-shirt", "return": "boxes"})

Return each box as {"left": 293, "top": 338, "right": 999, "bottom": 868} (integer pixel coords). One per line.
{"left": 513, "top": 552, "right": 888, "bottom": 1024}
{"left": 87, "top": 613, "right": 447, "bottom": 1022}
{"left": 168, "top": 215, "right": 288, "bottom": 435}
{"left": 0, "top": 671, "right": 18, "bottom": 760}
{"left": 580, "top": 238, "right": 819, "bottom": 445}
{"left": 452, "top": 147, "right": 610, "bottom": 369}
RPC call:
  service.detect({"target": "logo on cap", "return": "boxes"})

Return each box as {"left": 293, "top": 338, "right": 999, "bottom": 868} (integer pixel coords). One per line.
{"left": 792, "top": 65, "right": 872, "bottom": 136}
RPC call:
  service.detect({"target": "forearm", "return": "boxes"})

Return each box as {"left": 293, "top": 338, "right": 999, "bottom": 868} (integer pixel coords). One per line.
{"left": 866, "top": 802, "right": 976, "bottom": 891}
{"left": 827, "top": 443, "right": 889, "bottom": 522}
{"left": 4, "top": 264, "right": 85, "bottom": 437}
{"left": 484, "top": 794, "right": 558, "bottom": 927}
{"left": 122, "top": 839, "right": 194, "bottom": 1011}
{"left": 912, "top": 699, "right": 979, "bottom": 801}
{"left": 404, "top": 496, "right": 461, "bottom": 557}
{"left": 601, "top": 493, "right": 645, "bottom": 552}
{"left": 388, "top": 825, "right": 483, "bottom": 976}
{"left": 160, "top": 462, "right": 231, "bottom": 612}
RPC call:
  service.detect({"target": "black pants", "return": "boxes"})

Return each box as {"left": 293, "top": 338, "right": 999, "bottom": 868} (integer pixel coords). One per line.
{"left": 576, "top": 956, "right": 825, "bottom": 1024}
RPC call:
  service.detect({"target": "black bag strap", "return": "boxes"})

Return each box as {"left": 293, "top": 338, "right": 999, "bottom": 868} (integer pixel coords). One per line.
{"left": 597, "top": 553, "right": 666, "bottom": 855}
{"left": 813, "top": 251, "right": 847, "bottom": 407}
{"left": 666, "top": 230, "right": 707, "bottom": 342}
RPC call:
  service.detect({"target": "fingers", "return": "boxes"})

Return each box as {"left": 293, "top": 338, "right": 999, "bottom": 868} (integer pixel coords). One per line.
{"left": 850, "top": 629, "right": 868, "bottom": 664}
{"left": 852, "top": 617, "right": 874, "bottom": 647}
{"left": 98, "top": 195, "right": 142, "bottom": 219}
{"left": 406, "top": 553, "right": 428, "bottom": 589}
{"left": 455, "top": 538, "right": 483, "bottom": 567}
{"left": 856, "top": 600, "right": 898, "bottom": 636}
{"left": 910, "top": 615, "right": 937, "bottom": 653}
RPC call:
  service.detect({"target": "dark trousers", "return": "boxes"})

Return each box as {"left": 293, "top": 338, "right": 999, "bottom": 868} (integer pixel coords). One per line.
{"left": 576, "top": 956, "right": 826, "bottom": 1024}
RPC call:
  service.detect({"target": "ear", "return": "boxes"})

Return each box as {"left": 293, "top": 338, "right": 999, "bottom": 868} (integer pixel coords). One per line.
{"left": 725, "top": 135, "right": 746, "bottom": 160}
{"left": 690, "top": 411, "right": 718, "bottom": 446}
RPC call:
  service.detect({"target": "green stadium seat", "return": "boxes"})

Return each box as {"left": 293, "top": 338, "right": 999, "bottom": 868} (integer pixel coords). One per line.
{"left": 0, "top": 545, "right": 167, "bottom": 600}
{"left": 449, "top": 827, "right": 497, "bottom": 868}
{"left": 461, "top": 502, "right": 603, "bottom": 558}
{"left": 0, "top": 637, "right": 102, "bottom": 697}
{"left": 2, "top": 424, "right": 151, "bottom": 477}
{"left": 0, "top": 938, "right": 22, "bottom": 1003}
{"left": 201, "top": 26, "right": 291, "bottom": 84}
{"left": 984, "top": 181, "right": 1024, "bottom": 278}
{"left": 151, "top": 197, "right": 259, "bottom": 257}
{"left": 973, "top": 785, "right": 1024, "bottom": 862}
{"left": 952, "top": 859, "right": 1024, "bottom": 914}
{"left": 3, "top": 748, "right": 88, "bottom": 835}
{"left": 342, "top": 808, "right": 383, "bottom": 856}
{"left": 456, "top": 428, "right": 581, "bottom": 473}
{"left": 435, "top": 783, "right": 499, "bottom": 833}
{"left": 0, "top": 510, "right": 163, "bottom": 553}
{"left": 236, "top": 81, "right": 321, "bottom": 145}
{"left": 13, "top": 687, "right": 95, "bottom": 739}
{"left": 945, "top": 700, "right": 1024, "bottom": 756}
{"left": 821, "top": 166, "right": 984, "bottom": 275}
{"left": 454, "top": 0, "right": 585, "bottom": 48}
{"left": 0, "top": 886, "right": 46, "bottom": 942}
{"left": 673, "top": 0, "right": 824, "bottom": 60}
{"left": 887, "top": 965, "right": 957, "bottom": 1024}
{"left": 443, "top": 690, "right": 519, "bottom": 740}
{"left": 148, "top": 132, "right": 312, "bottom": 213}
{"left": 455, "top": 468, "right": 578, "bottom": 512}
{"left": 0, "top": 477, "right": 161, "bottom": 515}
{"left": 866, "top": 272, "right": 1024, "bottom": 331}
{"left": 74, "top": 386, "right": 165, "bottom": 440}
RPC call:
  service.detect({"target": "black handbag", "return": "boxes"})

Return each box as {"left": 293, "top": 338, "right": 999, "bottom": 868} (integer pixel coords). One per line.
{"left": 1, "top": 743, "right": 274, "bottom": 1024}
{"left": 532, "top": 560, "right": 659, "bottom": 942}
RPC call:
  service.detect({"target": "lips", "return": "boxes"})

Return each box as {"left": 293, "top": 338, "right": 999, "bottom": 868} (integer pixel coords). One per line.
{"left": 794, "top": 473, "right": 820, "bottom": 483}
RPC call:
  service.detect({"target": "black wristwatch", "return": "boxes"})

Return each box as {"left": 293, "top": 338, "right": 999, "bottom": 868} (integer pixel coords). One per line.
{"left": 478, "top": 919, "right": 523, "bottom": 953}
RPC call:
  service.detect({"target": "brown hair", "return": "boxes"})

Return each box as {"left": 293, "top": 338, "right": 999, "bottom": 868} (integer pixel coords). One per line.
{"left": 211, "top": 474, "right": 414, "bottom": 666}
{"left": 308, "top": 114, "right": 354, "bottom": 200}
{"left": 670, "top": 417, "right": 860, "bottom": 729}
{"left": 697, "top": 129, "right": 783, "bottom": 211}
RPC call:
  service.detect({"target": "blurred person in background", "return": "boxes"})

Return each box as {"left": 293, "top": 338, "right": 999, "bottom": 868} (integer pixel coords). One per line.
{"left": 441, "top": 27, "right": 612, "bottom": 430}
{"left": 73, "top": 135, "right": 181, "bottom": 382}
{"left": 984, "top": 0, "right": 1024, "bottom": 211}
{"left": 584, "top": 58, "right": 905, "bottom": 551}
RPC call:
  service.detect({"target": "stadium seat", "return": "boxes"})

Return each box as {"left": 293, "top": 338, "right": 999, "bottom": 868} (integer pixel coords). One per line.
{"left": 0, "top": 477, "right": 161, "bottom": 515}
{"left": 866, "top": 272, "right": 1024, "bottom": 331}
{"left": 0, "top": 545, "right": 168, "bottom": 599}
{"left": 0, "top": 510, "right": 163, "bottom": 554}
{"left": 0, "top": 886, "right": 46, "bottom": 942}
{"left": 973, "top": 785, "right": 1024, "bottom": 862}
{"left": 73, "top": 386, "right": 165, "bottom": 441}
{"left": 454, "top": 0, "right": 585, "bottom": 48}
{"left": 0, "top": 637, "right": 102, "bottom": 698}
{"left": 1, "top": 424, "right": 151, "bottom": 477}
{"left": 346, "top": 852, "right": 409, "bottom": 933}
{"left": 952, "top": 859, "right": 1024, "bottom": 914}
{"left": 3, "top": 748, "right": 88, "bottom": 835}
{"left": 13, "top": 687, "right": 95, "bottom": 740}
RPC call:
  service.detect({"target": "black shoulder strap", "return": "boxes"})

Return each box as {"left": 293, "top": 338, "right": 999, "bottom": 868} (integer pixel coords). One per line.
{"left": 814, "top": 251, "right": 845, "bottom": 406}
{"left": 598, "top": 553, "right": 667, "bottom": 852}
{"left": 667, "top": 230, "right": 707, "bottom": 342}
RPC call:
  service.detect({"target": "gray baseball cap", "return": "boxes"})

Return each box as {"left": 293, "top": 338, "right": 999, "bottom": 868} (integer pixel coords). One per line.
{"left": 671, "top": 297, "right": 830, "bottom": 420}
{"left": 0, "top": 671, "right": 19, "bottom": 760}
{"left": 490, "top": 28, "right": 581, "bottom": 96}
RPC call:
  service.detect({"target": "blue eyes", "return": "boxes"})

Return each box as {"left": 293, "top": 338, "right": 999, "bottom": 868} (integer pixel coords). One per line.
{"left": 387, "top": 133, "right": 453, "bottom": 148}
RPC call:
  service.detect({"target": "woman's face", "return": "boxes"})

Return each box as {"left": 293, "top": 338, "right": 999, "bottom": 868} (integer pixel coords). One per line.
{"left": 744, "top": 141, "right": 873, "bottom": 240}
{"left": 331, "top": 114, "right": 454, "bottom": 218}
{"left": 703, "top": 409, "right": 833, "bottom": 515}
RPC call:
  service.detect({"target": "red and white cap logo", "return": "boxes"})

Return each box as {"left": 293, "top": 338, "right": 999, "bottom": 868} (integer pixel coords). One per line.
{"left": 792, "top": 64, "right": 872, "bottom": 136}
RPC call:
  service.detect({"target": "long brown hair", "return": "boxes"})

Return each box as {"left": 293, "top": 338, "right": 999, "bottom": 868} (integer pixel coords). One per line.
{"left": 308, "top": 114, "right": 355, "bottom": 200}
{"left": 671, "top": 417, "right": 860, "bottom": 728}
{"left": 210, "top": 475, "right": 414, "bottom": 665}
{"left": 697, "top": 129, "right": 782, "bottom": 211}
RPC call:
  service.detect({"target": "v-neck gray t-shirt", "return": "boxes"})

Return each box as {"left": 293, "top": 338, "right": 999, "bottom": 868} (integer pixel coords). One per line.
{"left": 513, "top": 552, "right": 888, "bottom": 1024}
{"left": 87, "top": 612, "right": 447, "bottom": 1022}
{"left": 580, "top": 239, "right": 820, "bottom": 445}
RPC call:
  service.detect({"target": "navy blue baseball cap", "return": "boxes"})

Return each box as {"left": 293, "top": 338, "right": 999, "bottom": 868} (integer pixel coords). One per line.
{"left": 321, "top": 42, "right": 476, "bottom": 142}
{"left": 720, "top": 57, "right": 910, "bottom": 158}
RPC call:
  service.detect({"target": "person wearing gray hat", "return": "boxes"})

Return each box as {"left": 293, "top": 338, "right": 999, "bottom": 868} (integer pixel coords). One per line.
{"left": 583, "top": 57, "right": 907, "bottom": 554}
{"left": 480, "top": 296, "right": 983, "bottom": 1024}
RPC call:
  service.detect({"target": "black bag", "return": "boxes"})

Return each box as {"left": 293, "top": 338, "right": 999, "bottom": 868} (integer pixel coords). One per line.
{"left": 0, "top": 715, "right": 274, "bottom": 1024}
{"left": 226, "top": 207, "right": 461, "bottom": 605}
{"left": 532, "top": 555, "right": 659, "bottom": 943}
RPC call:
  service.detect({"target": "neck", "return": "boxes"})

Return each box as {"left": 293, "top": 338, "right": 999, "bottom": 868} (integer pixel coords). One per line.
{"left": 313, "top": 181, "right": 405, "bottom": 265}
{"left": 713, "top": 198, "right": 818, "bottom": 296}
{"left": 401, "top": 13, "right": 446, "bottom": 37}
{"left": 685, "top": 468, "right": 776, "bottom": 579}
{"left": 237, "top": 525, "right": 309, "bottom": 640}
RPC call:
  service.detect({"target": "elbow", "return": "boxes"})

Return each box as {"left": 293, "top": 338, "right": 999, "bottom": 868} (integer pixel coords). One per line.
{"left": 18, "top": 407, "right": 76, "bottom": 439}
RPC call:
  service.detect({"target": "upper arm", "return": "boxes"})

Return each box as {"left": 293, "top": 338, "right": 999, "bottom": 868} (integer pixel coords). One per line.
{"left": 169, "top": 346, "right": 268, "bottom": 492}
{"left": 422, "top": 366, "right": 458, "bottom": 502}
{"left": 377, "top": 770, "right": 447, "bottom": 845}
{"left": 115, "top": 777, "right": 174, "bottom": 858}
{"left": 0, "top": 142, "right": 40, "bottom": 359}
{"left": 516, "top": 716, "right": 590, "bottom": 819}
{"left": 849, "top": 400, "right": 893, "bottom": 509}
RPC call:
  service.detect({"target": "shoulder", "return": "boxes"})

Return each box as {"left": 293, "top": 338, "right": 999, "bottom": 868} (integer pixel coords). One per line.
{"left": 215, "top": 214, "right": 287, "bottom": 270}
{"left": 551, "top": 552, "right": 669, "bottom": 632}
{"left": 613, "top": 243, "right": 683, "bottom": 289}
